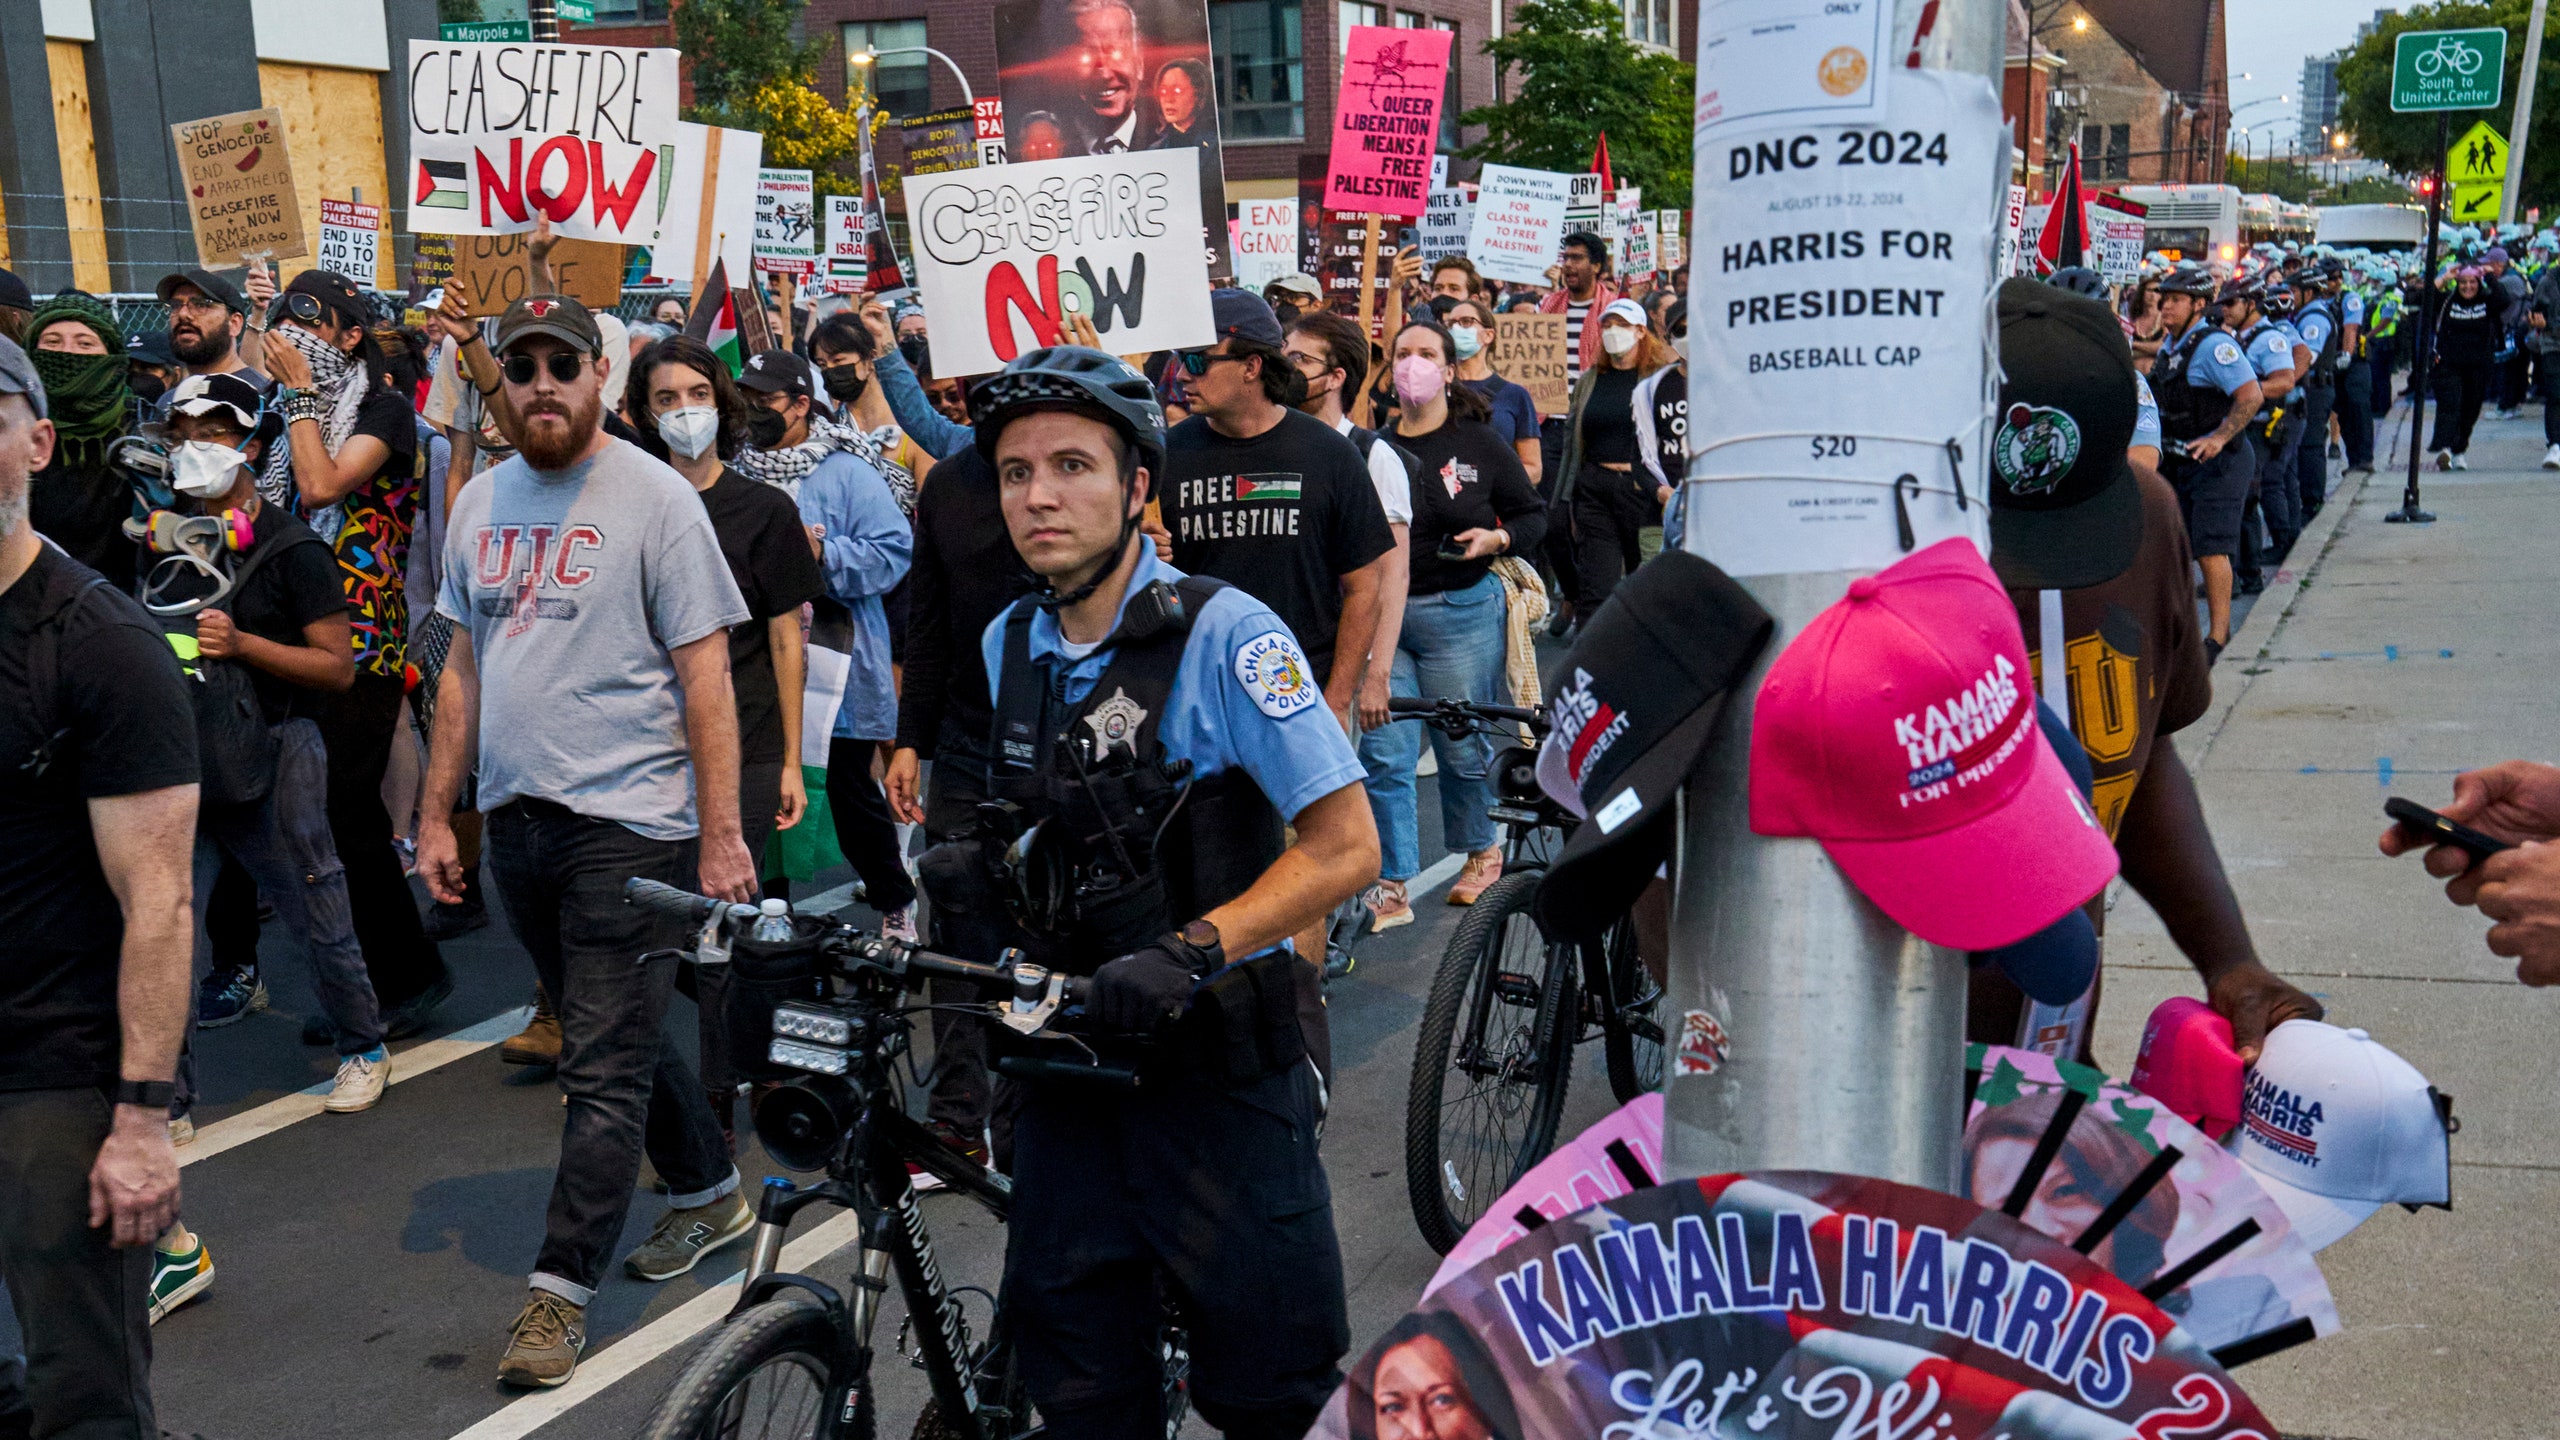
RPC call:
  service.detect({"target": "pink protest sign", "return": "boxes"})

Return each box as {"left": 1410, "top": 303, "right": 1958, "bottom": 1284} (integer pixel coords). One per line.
{"left": 1323, "top": 25, "right": 1453, "bottom": 218}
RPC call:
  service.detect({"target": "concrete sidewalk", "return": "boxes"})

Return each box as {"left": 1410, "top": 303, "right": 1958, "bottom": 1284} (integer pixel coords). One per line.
{"left": 2089, "top": 403, "right": 2560, "bottom": 1438}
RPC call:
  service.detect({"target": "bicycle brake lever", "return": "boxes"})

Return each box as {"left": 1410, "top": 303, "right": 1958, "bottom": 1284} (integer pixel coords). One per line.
{"left": 995, "top": 964, "right": 1068, "bottom": 1036}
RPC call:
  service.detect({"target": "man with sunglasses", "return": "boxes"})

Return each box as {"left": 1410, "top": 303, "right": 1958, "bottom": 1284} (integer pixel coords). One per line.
{"left": 417, "top": 295, "right": 757, "bottom": 1388}
{"left": 255, "top": 270, "right": 452, "bottom": 1043}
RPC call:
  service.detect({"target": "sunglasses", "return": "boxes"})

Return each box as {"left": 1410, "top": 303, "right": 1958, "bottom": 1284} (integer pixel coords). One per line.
{"left": 1176, "top": 349, "right": 1250, "bottom": 377}
{"left": 502, "top": 351, "right": 589, "bottom": 386}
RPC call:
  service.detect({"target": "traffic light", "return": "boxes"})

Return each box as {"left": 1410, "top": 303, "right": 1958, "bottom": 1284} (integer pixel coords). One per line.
{"left": 2418, "top": 174, "right": 2439, "bottom": 198}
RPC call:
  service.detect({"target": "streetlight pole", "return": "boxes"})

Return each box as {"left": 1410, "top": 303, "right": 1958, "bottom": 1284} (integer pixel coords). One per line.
{"left": 2503, "top": 0, "right": 2551, "bottom": 224}
{"left": 850, "top": 45, "right": 978, "bottom": 108}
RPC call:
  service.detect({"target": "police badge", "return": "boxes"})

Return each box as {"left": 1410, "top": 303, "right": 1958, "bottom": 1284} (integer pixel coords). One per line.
{"left": 1082, "top": 687, "right": 1148, "bottom": 759}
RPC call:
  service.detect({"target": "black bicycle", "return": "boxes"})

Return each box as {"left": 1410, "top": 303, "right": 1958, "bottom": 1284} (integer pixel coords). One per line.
{"left": 623, "top": 879, "right": 1188, "bottom": 1440}
{"left": 1386, "top": 698, "right": 1667, "bottom": 1255}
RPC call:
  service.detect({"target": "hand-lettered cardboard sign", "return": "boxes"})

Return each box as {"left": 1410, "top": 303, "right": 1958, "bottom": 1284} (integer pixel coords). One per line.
{"left": 405, "top": 40, "right": 682, "bottom": 245}
{"left": 172, "top": 108, "right": 309, "bottom": 265}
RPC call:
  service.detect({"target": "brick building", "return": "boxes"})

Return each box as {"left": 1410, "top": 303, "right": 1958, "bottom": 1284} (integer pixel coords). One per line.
{"left": 1999, "top": 0, "right": 2229, "bottom": 198}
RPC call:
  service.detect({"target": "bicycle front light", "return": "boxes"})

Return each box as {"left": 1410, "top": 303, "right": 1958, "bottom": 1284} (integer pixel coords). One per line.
{"left": 767, "top": 1037, "right": 852, "bottom": 1076}
{"left": 773, "top": 1003, "right": 854, "bottom": 1046}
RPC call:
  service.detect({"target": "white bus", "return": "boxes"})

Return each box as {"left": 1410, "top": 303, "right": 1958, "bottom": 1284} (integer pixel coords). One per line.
{"left": 2316, "top": 203, "right": 2427, "bottom": 249}
{"left": 2114, "top": 184, "right": 2244, "bottom": 265}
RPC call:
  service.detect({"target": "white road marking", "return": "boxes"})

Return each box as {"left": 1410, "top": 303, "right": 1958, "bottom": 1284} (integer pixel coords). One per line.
{"left": 446, "top": 1210, "right": 867, "bottom": 1440}
{"left": 1410, "top": 850, "right": 1467, "bottom": 897}
{"left": 179, "top": 1007, "right": 533, "bottom": 1169}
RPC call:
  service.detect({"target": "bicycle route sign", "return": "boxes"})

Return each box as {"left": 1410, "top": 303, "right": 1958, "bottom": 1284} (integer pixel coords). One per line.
{"left": 2393, "top": 27, "right": 2506, "bottom": 113}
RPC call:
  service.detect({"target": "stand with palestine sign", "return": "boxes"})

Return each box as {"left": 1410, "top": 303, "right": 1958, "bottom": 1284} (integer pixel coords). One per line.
{"left": 2388, "top": 25, "right": 2508, "bottom": 529}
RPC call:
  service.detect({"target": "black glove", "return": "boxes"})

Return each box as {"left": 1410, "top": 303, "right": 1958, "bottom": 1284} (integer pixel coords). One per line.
{"left": 1090, "top": 943, "right": 1201, "bottom": 1032}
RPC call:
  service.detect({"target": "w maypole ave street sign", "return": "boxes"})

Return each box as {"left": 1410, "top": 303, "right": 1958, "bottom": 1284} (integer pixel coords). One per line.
{"left": 2392, "top": 27, "right": 2507, "bottom": 112}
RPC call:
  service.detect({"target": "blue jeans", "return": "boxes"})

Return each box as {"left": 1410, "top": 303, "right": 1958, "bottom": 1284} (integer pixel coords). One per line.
{"left": 1358, "top": 573, "right": 1506, "bottom": 883}
{"left": 178, "top": 718, "right": 383, "bottom": 1113}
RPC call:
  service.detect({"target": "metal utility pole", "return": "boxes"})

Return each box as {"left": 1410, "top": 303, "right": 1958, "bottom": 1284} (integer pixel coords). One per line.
{"left": 528, "top": 2, "right": 560, "bottom": 42}
{"left": 1664, "top": 0, "right": 2006, "bottom": 1192}
{"left": 2390, "top": 117, "right": 2449, "bottom": 527}
{"left": 2502, "top": 0, "right": 2550, "bottom": 224}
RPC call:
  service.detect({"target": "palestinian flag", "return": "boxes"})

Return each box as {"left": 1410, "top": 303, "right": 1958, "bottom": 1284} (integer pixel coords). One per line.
{"left": 1234, "top": 474, "right": 1301, "bottom": 503}
{"left": 682, "top": 260, "right": 742, "bottom": 372}
{"left": 415, "top": 158, "right": 467, "bottom": 210}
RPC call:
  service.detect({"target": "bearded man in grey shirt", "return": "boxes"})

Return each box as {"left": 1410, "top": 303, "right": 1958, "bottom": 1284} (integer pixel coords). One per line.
{"left": 416, "top": 295, "right": 758, "bottom": 1390}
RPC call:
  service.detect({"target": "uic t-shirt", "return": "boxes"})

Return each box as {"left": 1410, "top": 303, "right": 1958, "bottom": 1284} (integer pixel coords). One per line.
{"left": 438, "top": 437, "right": 749, "bottom": 840}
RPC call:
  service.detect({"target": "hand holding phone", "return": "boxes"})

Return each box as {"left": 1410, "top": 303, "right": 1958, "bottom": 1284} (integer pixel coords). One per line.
{"left": 2386, "top": 796, "right": 2513, "bottom": 866}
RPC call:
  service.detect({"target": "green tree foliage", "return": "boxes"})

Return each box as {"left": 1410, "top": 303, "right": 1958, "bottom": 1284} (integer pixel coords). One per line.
{"left": 1458, "top": 0, "right": 1694, "bottom": 200}
{"left": 2337, "top": 1, "right": 2559, "bottom": 206}
{"left": 674, "top": 0, "right": 827, "bottom": 126}
{"left": 436, "top": 0, "right": 481, "bottom": 22}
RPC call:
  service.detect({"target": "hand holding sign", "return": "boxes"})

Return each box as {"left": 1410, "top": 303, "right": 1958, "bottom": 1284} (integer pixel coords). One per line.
{"left": 1325, "top": 27, "right": 1455, "bottom": 218}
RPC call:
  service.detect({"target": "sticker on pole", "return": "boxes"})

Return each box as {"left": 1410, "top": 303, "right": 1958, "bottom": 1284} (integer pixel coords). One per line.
{"left": 1684, "top": 68, "right": 2003, "bottom": 578}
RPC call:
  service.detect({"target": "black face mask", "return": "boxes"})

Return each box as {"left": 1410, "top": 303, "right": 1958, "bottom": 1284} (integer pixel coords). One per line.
{"left": 746, "top": 406, "right": 791, "bottom": 450}
{"left": 898, "top": 336, "right": 929, "bottom": 371}
{"left": 822, "top": 363, "right": 868, "bottom": 403}
{"left": 128, "top": 371, "right": 167, "bottom": 406}
{"left": 1271, "top": 301, "right": 1301, "bottom": 326}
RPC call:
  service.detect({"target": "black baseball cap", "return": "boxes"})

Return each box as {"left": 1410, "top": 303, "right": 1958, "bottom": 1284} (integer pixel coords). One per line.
{"left": 736, "top": 349, "right": 814, "bottom": 398}
{"left": 1207, "top": 287, "right": 1283, "bottom": 348}
{"left": 492, "top": 293, "right": 604, "bottom": 357}
{"left": 1987, "top": 279, "right": 2143, "bottom": 592}
{"left": 1532, "top": 551, "right": 1774, "bottom": 938}
{"left": 156, "top": 268, "right": 248, "bottom": 314}
{"left": 281, "top": 268, "right": 370, "bottom": 329}
{"left": 0, "top": 266, "right": 29, "bottom": 314}
{"left": 126, "top": 330, "right": 176, "bottom": 368}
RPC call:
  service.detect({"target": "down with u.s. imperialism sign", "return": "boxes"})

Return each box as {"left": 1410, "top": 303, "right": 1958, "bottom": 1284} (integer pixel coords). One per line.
{"left": 406, "top": 39, "right": 682, "bottom": 247}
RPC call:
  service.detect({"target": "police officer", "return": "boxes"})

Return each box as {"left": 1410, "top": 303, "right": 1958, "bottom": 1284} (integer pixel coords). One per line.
{"left": 2150, "top": 266, "right": 2264, "bottom": 656}
{"left": 2334, "top": 261, "right": 2379, "bottom": 480}
{"left": 962, "top": 346, "right": 1379, "bottom": 1437}
{"left": 2288, "top": 262, "right": 2346, "bottom": 520}
{"left": 2221, "top": 273, "right": 2300, "bottom": 594}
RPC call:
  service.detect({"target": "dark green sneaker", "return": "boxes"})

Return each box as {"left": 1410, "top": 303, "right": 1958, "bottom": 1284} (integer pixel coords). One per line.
{"left": 498, "top": 1292, "right": 585, "bottom": 1389}
{"left": 148, "top": 1235, "right": 214, "bottom": 1325}
{"left": 623, "top": 1191, "right": 753, "bottom": 1281}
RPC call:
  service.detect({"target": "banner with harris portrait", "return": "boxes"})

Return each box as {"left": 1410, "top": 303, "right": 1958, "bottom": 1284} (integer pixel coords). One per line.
{"left": 993, "top": 0, "right": 1232, "bottom": 274}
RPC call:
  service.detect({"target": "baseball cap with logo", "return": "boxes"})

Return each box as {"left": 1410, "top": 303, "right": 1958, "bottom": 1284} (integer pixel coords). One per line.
{"left": 493, "top": 294, "right": 604, "bottom": 357}
{"left": 1988, "top": 279, "right": 2143, "bottom": 591}
{"left": 1748, "top": 538, "right": 2119, "bottom": 950}
{"left": 2232, "top": 1019, "right": 2454, "bottom": 1251}
{"left": 736, "top": 349, "right": 815, "bottom": 398}
{"left": 1531, "top": 551, "right": 1773, "bottom": 937}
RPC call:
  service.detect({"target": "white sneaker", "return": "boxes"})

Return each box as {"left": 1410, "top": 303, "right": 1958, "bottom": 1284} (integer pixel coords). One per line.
{"left": 2541, "top": 444, "right": 2559, "bottom": 470}
{"left": 2433, "top": 450, "right": 2453, "bottom": 471}
{"left": 881, "top": 906, "right": 919, "bottom": 944}
{"left": 2451, "top": 453, "right": 2470, "bottom": 470}
{"left": 323, "top": 1048, "right": 390, "bottom": 1113}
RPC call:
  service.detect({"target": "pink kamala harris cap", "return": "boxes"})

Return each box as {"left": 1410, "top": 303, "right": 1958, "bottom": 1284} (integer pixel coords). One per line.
{"left": 2131, "top": 996, "right": 2246, "bottom": 1139}
{"left": 1746, "top": 538, "right": 2118, "bottom": 950}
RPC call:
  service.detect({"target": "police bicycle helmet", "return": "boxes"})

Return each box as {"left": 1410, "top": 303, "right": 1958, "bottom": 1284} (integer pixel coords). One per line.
{"left": 969, "top": 345, "right": 1169, "bottom": 609}
{"left": 2157, "top": 264, "right": 2218, "bottom": 298}
{"left": 2213, "top": 273, "right": 2264, "bottom": 307}
{"left": 2047, "top": 266, "right": 2107, "bottom": 299}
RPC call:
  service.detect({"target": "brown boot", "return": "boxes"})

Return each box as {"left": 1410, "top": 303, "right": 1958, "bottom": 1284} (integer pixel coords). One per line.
{"left": 500, "top": 989, "right": 562, "bottom": 1067}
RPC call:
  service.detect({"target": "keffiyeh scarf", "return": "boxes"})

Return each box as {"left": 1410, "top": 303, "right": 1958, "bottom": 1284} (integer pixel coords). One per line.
{"left": 729, "top": 413, "right": 918, "bottom": 514}
{"left": 257, "top": 322, "right": 369, "bottom": 526}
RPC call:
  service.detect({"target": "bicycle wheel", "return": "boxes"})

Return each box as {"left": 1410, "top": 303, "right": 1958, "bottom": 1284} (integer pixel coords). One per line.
{"left": 1598, "top": 913, "right": 1667, "bottom": 1104}
{"left": 1404, "top": 870, "right": 1578, "bottom": 1254}
{"left": 641, "top": 1293, "right": 846, "bottom": 1440}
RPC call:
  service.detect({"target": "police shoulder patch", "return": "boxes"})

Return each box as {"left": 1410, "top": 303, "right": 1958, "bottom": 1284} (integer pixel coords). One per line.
{"left": 2213, "top": 341, "right": 2242, "bottom": 366}
{"left": 1233, "top": 629, "right": 1320, "bottom": 720}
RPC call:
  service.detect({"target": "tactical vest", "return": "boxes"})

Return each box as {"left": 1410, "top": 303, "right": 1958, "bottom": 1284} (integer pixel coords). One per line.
{"left": 987, "top": 575, "right": 1285, "bottom": 969}
{"left": 2152, "top": 323, "right": 2233, "bottom": 445}
{"left": 2297, "top": 299, "right": 2343, "bottom": 387}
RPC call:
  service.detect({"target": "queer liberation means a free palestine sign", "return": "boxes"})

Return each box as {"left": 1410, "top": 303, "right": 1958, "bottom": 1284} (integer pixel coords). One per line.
{"left": 406, "top": 39, "right": 681, "bottom": 245}
{"left": 903, "top": 149, "right": 1213, "bottom": 377}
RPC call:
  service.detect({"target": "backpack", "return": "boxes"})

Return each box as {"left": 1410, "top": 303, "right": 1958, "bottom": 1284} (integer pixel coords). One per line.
{"left": 143, "top": 527, "right": 331, "bottom": 807}
{"left": 15, "top": 562, "right": 111, "bottom": 788}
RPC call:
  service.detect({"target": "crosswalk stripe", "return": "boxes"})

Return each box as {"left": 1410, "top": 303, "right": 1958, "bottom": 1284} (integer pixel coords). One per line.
{"left": 179, "top": 1006, "right": 534, "bottom": 1168}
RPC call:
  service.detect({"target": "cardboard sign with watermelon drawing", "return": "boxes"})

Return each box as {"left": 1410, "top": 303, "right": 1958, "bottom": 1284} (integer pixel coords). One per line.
{"left": 172, "top": 107, "right": 309, "bottom": 267}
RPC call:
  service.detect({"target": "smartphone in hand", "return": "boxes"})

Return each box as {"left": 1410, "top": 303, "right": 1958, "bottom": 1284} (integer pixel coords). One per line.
{"left": 2386, "top": 796, "right": 2514, "bottom": 865}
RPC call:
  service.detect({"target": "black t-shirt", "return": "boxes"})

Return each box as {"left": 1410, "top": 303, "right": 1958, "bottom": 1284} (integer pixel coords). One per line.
{"left": 215, "top": 505, "right": 347, "bottom": 723}
{"left": 1395, "top": 416, "right": 1550, "bottom": 596}
{"left": 1581, "top": 365, "right": 1643, "bottom": 466}
{"left": 1650, "top": 368, "right": 1689, "bottom": 482}
{"left": 698, "top": 468, "right": 827, "bottom": 766}
{"left": 29, "top": 452, "right": 134, "bottom": 581}
{"left": 1161, "top": 408, "right": 1394, "bottom": 679}
{"left": 895, "top": 448, "right": 1038, "bottom": 768}
{"left": 0, "top": 545, "right": 200, "bottom": 1092}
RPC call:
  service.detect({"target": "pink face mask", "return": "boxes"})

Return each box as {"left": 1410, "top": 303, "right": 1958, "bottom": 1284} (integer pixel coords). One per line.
{"left": 1392, "top": 355, "right": 1445, "bottom": 409}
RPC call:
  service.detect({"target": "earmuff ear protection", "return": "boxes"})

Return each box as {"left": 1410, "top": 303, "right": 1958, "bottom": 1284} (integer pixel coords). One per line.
{"left": 141, "top": 509, "right": 251, "bottom": 556}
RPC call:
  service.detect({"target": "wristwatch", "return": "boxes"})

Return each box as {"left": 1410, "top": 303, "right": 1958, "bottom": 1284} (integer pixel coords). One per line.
{"left": 1167, "top": 918, "right": 1225, "bottom": 976}
{"left": 110, "top": 1079, "right": 176, "bottom": 1109}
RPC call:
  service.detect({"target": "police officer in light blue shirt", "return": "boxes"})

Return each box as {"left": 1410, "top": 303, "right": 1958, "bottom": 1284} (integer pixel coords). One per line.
{"left": 2132, "top": 371, "right": 2163, "bottom": 460}
{"left": 2216, "top": 275, "right": 2302, "bottom": 591}
{"left": 963, "top": 345, "right": 1376, "bottom": 1439}
{"left": 2150, "top": 264, "right": 2262, "bottom": 652}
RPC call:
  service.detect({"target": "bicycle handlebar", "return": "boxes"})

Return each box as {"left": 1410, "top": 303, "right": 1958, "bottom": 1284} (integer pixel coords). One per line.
{"left": 1384, "top": 695, "right": 1545, "bottom": 727}
{"left": 624, "top": 877, "right": 756, "bottom": 929}
{"left": 619, "top": 877, "right": 1086, "bottom": 1003}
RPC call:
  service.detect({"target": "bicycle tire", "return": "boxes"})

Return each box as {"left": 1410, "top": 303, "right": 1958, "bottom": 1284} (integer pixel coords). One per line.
{"left": 639, "top": 1292, "right": 850, "bottom": 1440}
{"left": 1598, "top": 914, "right": 1667, "bottom": 1104}
{"left": 1404, "top": 869, "right": 1577, "bottom": 1254}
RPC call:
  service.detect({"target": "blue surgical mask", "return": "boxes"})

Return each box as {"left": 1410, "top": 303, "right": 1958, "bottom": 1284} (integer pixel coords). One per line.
{"left": 1449, "top": 325, "right": 1483, "bottom": 360}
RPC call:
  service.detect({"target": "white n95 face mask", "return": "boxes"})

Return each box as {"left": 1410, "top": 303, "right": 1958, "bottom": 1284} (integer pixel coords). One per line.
{"left": 1601, "top": 326, "right": 1641, "bottom": 358}
{"left": 658, "top": 406, "right": 720, "bottom": 459}
{"left": 171, "top": 440, "right": 249, "bottom": 498}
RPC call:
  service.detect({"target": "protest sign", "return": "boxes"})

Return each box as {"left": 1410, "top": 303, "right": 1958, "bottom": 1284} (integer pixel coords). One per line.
{"left": 1623, "top": 214, "right": 1657, "bottom": 282}
{"left": 901, "top": 107, "right": 978, "bottom": 176}
{"left": 753, "top": 168, "right": 817, "bottom": 276}
{"left": 2000, "top": 183, "right": 2029, "bottom": 275}
{"left": 1496, "top": 312, "right": 1570, "bottom": 416}
{"left": 1233, "top": 197, "right": 1300, "bottom": 291}
{"left": 404, "top": 40, "right": 682, "bottom": 245}
{"left": 172, "top": 107, "right": 308, "bottom": 266}
{"left": 823, "top": 195, "right": 868, "bottom": 294}
{"left": 1324, "top": 26, "right": 1454, "bottom": 218}
{"left": 904, "top": 148, "right": 1213, "bottom": 376}
{"left": 449, "top": 231, "right": 624, "bottom": 309}
{"left": 1563, "top": 170, "right": 1605, "bottom": 231}
{"left": 971, "top": 98, "right": 1008, "bottom": 167}
{"left": 1298, "top": 156, "right": 1394, "bottom": 322}
{"left": 1419, "top": 186, "right": 1471, "bottom": 260}
{"left": 316, "top": 198, "right": 381, "bottom": 285}
{"left": 647, "top": 122, "right": 762, "bottom": 294}
{"left": 1657, "top": 208, "right": 1684, "bottom": 269}
{"left": 2091, "top": 191, "right": 2147, "bottom": 285}
{"left": 1467, "top": 164, "right": 1571, "bottom": 287}
{"left": 994, "top": 0, "right": 1231, "bottom": 272}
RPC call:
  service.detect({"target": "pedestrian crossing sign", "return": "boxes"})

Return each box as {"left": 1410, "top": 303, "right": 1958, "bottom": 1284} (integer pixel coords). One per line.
{"left": 2448, "top": 121, "right": 2509, "bottom": 185}
{"left": 2450, "top": 180, "right": 2502, "bottom": 223}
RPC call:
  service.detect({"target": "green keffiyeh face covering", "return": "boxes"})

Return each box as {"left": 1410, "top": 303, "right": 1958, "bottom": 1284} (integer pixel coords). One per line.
{"left": 25, "top": 293, "right": 131, "bottom": 461}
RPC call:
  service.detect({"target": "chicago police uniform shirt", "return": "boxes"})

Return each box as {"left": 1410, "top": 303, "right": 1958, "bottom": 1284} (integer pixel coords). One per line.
{"left": 2179, "top": 321, "right": 2260, "bottom": 397}
{"left": 1160, "top": 409, "right": 1393, "bottom": 685}
{"left": 980, "top": 547, "right": 1366, "bottom": 829}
